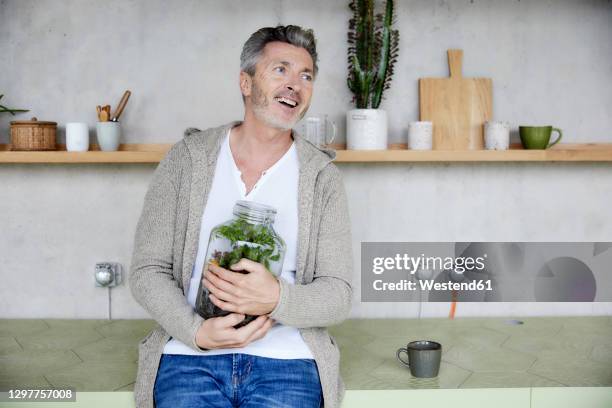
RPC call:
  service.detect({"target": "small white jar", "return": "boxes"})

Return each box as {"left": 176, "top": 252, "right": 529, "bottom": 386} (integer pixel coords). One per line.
{"left": 484, "top": 121, "right": 510, "bottom": 150}
{"left": 65, "top": 122, "right": 89, "bottom": 152}
{"left": 408, "top": 121, "right": 433, "bottom": 150}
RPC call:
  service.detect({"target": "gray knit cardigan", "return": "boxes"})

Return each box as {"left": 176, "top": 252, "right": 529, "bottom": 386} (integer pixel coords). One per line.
{"left": 129, "top": 121, "right": 353, "bottom": 408}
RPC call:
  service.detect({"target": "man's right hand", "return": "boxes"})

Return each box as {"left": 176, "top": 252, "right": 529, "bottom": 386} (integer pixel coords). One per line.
{"left": 195, "top": 313, "right": 273, "bottom": 350}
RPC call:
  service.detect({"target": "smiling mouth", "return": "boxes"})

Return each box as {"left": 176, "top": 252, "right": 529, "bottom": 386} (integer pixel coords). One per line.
{"left": 274, "top": 96, "right": 299, "bottom": 109}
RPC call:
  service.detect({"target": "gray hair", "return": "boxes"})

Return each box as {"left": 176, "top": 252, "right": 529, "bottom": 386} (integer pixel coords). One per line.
{"left": 240, "top": 25, "right": 318, "bottom": 77}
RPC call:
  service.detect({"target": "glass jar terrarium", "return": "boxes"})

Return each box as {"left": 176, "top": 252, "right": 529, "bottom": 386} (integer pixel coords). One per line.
{"left": 195, "top": 200, "right": 286, "bottom": 328}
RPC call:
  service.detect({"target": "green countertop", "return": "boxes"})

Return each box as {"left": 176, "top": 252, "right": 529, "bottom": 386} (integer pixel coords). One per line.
{"left": 1, "top": 316, "right": 611, "bottom": 392}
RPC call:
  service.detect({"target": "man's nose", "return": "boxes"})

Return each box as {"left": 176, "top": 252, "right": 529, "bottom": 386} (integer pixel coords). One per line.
{"left": 286, "top": 84, "right": 300, "bottom": 94}
{"left": 286, "top": 76, "right": 302, "bottom": 93}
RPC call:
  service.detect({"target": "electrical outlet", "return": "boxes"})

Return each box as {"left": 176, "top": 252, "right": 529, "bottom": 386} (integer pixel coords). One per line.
{"left": 95, "top": 262, "right": 122, "bottom": 287}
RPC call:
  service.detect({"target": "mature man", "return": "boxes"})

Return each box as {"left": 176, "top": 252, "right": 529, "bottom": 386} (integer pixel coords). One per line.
{"left": 129, "top": 25, "right": 353, "bottom": 408}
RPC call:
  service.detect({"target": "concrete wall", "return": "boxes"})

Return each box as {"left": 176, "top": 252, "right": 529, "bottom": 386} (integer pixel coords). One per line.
{"left": 1, "top": 0, "right": 611, "bottom": 319}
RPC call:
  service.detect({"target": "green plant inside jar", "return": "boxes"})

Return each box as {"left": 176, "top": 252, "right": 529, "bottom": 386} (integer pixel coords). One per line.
{"left": 211, "top": 218, "right": 281, "bottom": 271}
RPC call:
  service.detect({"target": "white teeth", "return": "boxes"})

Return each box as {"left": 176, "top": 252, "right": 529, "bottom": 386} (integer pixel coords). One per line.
{"left": 276, "top": 97, "right": 298, "bottom": 107}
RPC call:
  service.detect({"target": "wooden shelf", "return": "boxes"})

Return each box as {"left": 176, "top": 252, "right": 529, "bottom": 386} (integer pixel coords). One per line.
{"left": 332, "top": 143, "right": 612, "bottom": 162}
{"left": 1, "top": 143, "right": 612, "bottom": 163}
{"left": 0, "top": 144, "right": 172, "bottom": 163}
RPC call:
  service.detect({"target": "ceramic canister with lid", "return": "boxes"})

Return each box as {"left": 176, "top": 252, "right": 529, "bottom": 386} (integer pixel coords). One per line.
{"left": 10, "top": 117, "right": 57, "bottom": 151}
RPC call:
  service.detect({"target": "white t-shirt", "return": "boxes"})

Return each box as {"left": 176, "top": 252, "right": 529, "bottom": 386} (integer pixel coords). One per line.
{"left": 162, "top": 128, "right": 314, "bottom": 359}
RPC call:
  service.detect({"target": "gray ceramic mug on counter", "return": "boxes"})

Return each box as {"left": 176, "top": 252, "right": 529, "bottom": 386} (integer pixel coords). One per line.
{"left": 397, "top": 340, "right": 442, "bottom": 378}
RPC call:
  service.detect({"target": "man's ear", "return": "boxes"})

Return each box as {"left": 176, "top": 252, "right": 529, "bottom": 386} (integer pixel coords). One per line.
{"left": 239, "top": 71, "right": 252, "bottom": 98}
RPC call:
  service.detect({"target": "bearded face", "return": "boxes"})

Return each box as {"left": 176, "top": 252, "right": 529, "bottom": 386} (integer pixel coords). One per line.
{"left": 242, "top": 42, "right": 314, "bottom": 131}
{"left": 250, "top": 76, "right": 310, "bottom": 130}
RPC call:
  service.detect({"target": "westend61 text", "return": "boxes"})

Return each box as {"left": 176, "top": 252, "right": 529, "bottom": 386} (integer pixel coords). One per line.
{"left": 373, "top": 279, "right": 493, "bottom": 291}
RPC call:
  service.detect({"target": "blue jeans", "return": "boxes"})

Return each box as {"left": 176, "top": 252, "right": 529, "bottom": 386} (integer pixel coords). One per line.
{"left": 153, "top": 354, "right": 323, "bottom": 408}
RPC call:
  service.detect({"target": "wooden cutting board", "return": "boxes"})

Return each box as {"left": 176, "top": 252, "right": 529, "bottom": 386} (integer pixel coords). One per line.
{"left": 419, "top": 49, "right": 492, "bottom": 150}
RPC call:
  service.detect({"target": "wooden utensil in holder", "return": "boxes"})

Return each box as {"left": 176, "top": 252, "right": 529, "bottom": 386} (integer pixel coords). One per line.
{"left": 99, "top": 109, "right": 109, "bottom": 122}
{"left": 111, "top": 90, "right": 131, "bottom": 122}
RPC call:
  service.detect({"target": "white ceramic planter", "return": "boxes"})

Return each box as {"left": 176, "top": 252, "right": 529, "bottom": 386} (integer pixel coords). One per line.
{"left": 346, "top": 109, "right": 387, "bottom": 150}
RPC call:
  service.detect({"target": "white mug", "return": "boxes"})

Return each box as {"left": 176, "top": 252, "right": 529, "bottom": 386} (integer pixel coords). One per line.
{"left": 484, "top": 121, "right": 510, "bottom": 150}
{"left": 300, "top": 115, "right": 336, "bottom": 148}
{"left": 66, "top": 122, "right": 89, "bottom": 152}
{"left": 408, "top": 121, "right": 433, "bottom": 150}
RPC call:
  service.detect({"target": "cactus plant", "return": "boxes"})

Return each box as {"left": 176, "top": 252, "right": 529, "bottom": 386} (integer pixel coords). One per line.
{"left": 347, "top": 0, "right": 399, "bottom": 109}
{"left": 0, "top": 94, "right": 29, "bottom": 115}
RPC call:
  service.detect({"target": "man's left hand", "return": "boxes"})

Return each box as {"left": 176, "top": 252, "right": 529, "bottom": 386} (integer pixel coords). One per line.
{"left": 202, "top": 258, "right": 280, "bottom": 316}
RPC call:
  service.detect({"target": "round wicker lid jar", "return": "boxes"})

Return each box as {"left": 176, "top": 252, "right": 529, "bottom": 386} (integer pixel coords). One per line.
{"left": 10, "top": 117, "right": 57, "bottom": 151}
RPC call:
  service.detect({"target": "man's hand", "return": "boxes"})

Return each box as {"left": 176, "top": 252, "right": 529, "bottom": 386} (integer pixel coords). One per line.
{"left": 202, "top": 258, "right": 280, "bottom": 316}
{"left": 195, "top": 314, "right": 273, "bottom": 350}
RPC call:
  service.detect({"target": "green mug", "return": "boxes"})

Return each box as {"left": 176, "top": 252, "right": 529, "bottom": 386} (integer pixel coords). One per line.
{"left": 519, "top": 126, "right": 562, "bottom": 149}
